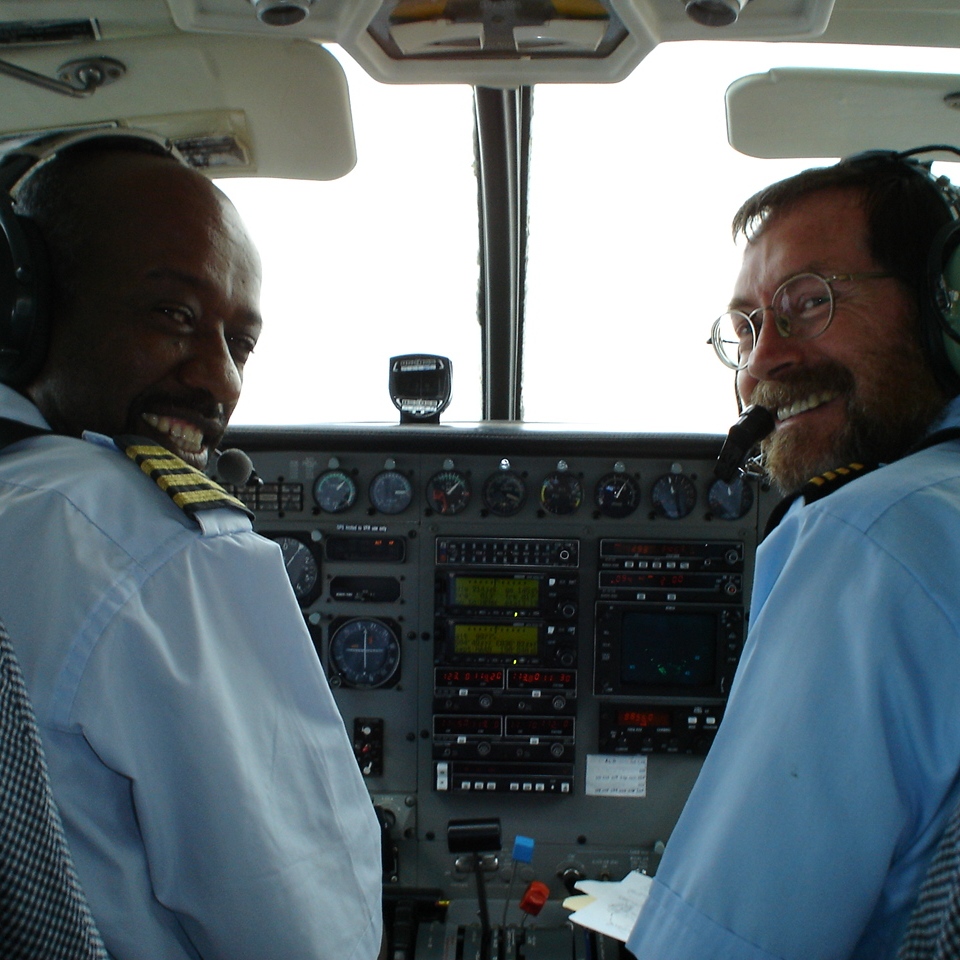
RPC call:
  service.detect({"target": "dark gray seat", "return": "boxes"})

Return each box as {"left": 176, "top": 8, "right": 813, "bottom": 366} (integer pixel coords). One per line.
{"left": 0, "top": 617, "right": 107, "bottom": 959}
{"left": 898, "top": 802, "right": 960, "bottom": 960}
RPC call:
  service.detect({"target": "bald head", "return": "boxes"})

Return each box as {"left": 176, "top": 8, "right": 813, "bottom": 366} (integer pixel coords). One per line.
{"left": 15, "top": 144, "right": 256, "bottom": 304}
{"left": 16, "top": 142, "right": 262, "bottom": 469}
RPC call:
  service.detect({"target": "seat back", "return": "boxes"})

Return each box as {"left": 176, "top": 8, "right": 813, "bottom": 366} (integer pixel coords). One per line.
{"left": 898, "top": 801, "right": 960, "bottom": 960}
{"left": 0, "top": 618, "right": 107, "bottom": 959}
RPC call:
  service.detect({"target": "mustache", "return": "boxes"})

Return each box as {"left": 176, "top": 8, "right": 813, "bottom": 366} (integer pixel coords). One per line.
{"left": 750, "top": 362, "right": 854, "bottom": 415}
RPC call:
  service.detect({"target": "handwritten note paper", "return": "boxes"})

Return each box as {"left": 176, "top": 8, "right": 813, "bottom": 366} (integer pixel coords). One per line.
{"left": 585, "top": 754, "right": 647, "bottom": 797}
{"left": 564, "top": 871, "right": 653, "bottom": 941}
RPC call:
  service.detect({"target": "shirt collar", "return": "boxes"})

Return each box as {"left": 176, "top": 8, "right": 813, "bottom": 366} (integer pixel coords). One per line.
{"left": 0, "top": 383, "right": 51, "bottom": 431}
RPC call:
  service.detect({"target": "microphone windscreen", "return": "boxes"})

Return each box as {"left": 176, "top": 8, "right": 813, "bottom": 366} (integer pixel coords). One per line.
{"left": 216, "top": 447, "right": 255, "bottom": 486}
{"left": 714, "top": 404, "right": 775, "bottom": 482}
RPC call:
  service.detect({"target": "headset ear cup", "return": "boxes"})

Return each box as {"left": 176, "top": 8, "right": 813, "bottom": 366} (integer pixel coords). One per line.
{"left": 0, "top": 195, "right": 51, "bottom": 387}
{"left": 0, "top": 128, "right": 179, "bottom": 389}
{"left": 925, "top": 218, "right": 960, "bottom": 394}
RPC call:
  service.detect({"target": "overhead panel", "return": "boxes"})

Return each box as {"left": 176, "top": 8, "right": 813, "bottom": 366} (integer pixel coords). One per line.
{"left": 337, "top": 0, "right": 836, "bottom": 85}
{"left": 727, "top": 68, "right": 960, "bottom": 159}
{"left": 161, "top": 0, "right": 838, "bottom": 86}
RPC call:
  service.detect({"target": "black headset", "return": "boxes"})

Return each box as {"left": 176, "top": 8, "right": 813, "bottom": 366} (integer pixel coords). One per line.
{"left": 920, "top": 152, "right": 960, "bottom": 394}
{"left": 0, "top": 128, "right": 181, "bottom": 388}
{"left": 843, "top": 145, "right": 960, "bottom": 395}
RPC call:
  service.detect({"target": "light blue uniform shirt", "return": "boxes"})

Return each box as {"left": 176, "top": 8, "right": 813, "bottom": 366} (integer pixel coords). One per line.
{"left": 628, "top": 395, "right": 960, "bottom": 960}
{"left": 0, "top": 385, "right": 382, "bottom": 960}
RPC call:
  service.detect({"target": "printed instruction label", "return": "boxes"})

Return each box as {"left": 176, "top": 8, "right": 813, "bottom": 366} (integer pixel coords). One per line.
{"left": 585, "top": 754, "right": 648, "bottom": 797}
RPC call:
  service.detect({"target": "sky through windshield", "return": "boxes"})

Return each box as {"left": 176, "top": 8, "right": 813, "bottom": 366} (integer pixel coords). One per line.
{"left": 221, "top": 39, "right": 960, "bottom": 434}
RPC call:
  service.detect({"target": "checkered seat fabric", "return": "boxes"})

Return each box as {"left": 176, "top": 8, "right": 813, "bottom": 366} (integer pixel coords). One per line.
{"left": 898, "top": 801, "right": 960, "bottom": 960}
{"left": 0, "top": 619, "right": 107, "bottom": 959}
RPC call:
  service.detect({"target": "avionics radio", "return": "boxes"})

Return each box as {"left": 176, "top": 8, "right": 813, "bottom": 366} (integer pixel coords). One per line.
{"left": 432, "top": 537, "right": 578, "bottom": 795}
{"left": 594, "top": 539, "right": 745, "bottom": 756}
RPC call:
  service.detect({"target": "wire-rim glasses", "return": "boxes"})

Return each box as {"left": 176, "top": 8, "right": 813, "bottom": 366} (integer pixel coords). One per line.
{"left": 709, "top": 271, "right": 891, "bottom": 370}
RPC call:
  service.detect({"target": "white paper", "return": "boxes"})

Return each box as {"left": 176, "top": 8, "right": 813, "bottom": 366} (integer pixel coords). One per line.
{"left": 585, "top": 754, "right": 648, "bottom": 797}
{"left": 564, "top": 870, "right": 652, "bottom": 942}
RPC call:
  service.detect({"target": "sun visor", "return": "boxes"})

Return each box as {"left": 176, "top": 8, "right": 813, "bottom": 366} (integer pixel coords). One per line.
{"left": 0, "top": 33, "right": 355, "bottom": 180}
{"left": 726, "top": 67, "right": 960, "bottom": 160}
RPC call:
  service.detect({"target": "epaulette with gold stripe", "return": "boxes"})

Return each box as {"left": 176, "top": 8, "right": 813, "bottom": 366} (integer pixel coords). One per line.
{"left": 116, "top": 436, "right": 254, "bottom": 521}
{"left": 800, "top": 462, "right": 875, "bottom": 504}
{"left": 762, "top": 461, "right": 877, "bottom": 539}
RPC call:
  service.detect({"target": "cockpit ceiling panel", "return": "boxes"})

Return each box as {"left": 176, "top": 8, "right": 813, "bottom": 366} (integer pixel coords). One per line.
{"left": 168, "top": 0, "right": 834, "bottom": 85}
{"left": 4, "top": 0, "right": 958, "bottom": 88}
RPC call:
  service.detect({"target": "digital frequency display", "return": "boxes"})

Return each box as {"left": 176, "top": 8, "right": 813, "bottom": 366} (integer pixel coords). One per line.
{"left": 452, "top": 576, "right": 539, "bottom": 609}
{"left": 507, "top": 668, "right": 576, "bottom": 691}
{"left": 620, "top": 611, "right": 716, "bottom": 688}
{"left": 617, "top": 709, "right": 672, "bottom": 728}
{"left": 434, "top": 715, "right": 503, "bottom": 737}
{"left": 453, "top": 623, "right": 539, "bottom": 656}
{"left": 603, "top": 541, "right": 706, "bottom": 558}
{"left": 435, "top": 668, "right": 505, "bottom": 688}
{"left": 505, "top": 716, "right": 575, "bottom": 738}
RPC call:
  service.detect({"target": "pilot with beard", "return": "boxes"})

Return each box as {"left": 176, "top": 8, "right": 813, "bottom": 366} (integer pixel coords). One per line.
{"left": 0, "top": 132, "right": 382, "bottom": 960}
{"left": 628, "top": 151, "right": 960, "bottom": 960}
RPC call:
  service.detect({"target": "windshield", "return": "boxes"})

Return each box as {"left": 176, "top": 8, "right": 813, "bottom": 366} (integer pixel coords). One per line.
{"left": 221, "top": 39, "right": 960, "bottom": 433}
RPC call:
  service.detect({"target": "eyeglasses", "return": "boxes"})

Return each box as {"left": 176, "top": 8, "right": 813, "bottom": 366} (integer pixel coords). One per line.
{"left": 709, "top": 271, "right": 892, "bottom": 370}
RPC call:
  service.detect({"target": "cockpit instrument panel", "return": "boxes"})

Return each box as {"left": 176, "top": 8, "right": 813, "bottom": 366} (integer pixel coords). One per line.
{"left": 225, "top": 423, "right": 773, "bottom": 915}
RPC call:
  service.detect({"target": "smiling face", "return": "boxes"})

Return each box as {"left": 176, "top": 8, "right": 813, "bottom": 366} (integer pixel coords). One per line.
{"left": 25, "top": 151, "right": 262, "bottom": 470}
{"left": 733, "top": 187, "right": 947, "bottom": 493}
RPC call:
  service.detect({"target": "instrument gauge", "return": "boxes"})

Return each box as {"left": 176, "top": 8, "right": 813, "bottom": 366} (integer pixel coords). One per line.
{"left": 482, "top": 469, "right": 527, "bottom": 516}
{"left": 708, "top": 475, "right": 755, "bottom": 520}
{"left": 595, "top": 472, "right": 640, "bottom": 518}
{"left": 651, "top": 473, "right": 697, "bottom": 519}
{"left": 369, "top": 470, "right": 414, "bottom": 515}
{"left": 426, "top": 469, "right": 472, "bottom": 515}
{"left": 269, "top": 534, "right": 321, "bottom": 607}
{"left": 313, "top": 469, "right": 357, "bottom": 514}
{"left": 328, "top": 618, "right": 401, "bottom": 689}
{"left": 539, "top": 471, "right": 584, "bottom": 516}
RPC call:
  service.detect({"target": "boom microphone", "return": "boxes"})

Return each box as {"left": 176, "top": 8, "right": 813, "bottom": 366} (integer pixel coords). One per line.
{"left": 214, "top": 447, "right": 260, "bottom": 486}
{"left": 714, "top": 405, "right": 775, "bottom": 483}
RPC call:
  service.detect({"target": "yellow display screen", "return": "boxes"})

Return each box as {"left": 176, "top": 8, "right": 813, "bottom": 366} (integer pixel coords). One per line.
{"left": 453, "top": 623, "right": 539, "bottom": 656}
{"left": 452, "top": 576, "right": 539, "bottom": 609}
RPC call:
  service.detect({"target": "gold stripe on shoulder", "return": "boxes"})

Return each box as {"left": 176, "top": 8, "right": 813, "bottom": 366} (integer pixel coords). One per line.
{"left": 801, "top": 462, "right": 874, "bottom": 505}
{"left": 116, "top": 436, "right": 253, "bottom": 520}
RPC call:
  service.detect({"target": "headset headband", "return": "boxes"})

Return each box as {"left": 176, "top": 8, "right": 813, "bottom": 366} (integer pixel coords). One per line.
{"left": 842, "top": 144, "right": 960, "bottom": 392}
{"left": 0, "top": 127, "right": 182, "bottom": 387}
{"left": 0, "top": 127, "right": 181, "bottom": 197}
